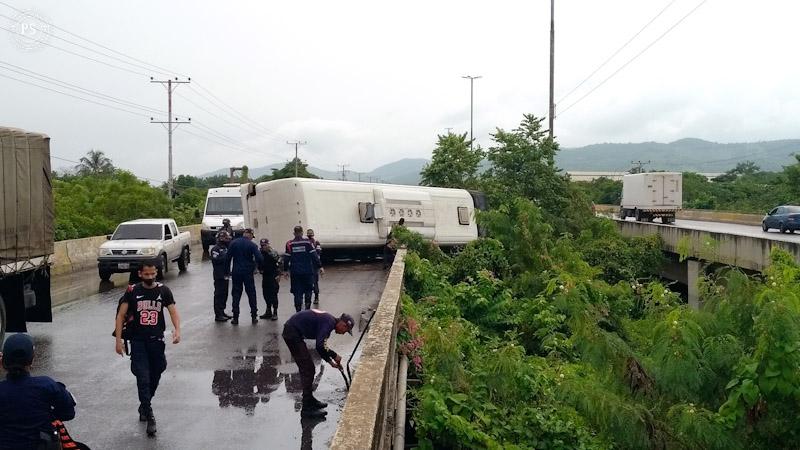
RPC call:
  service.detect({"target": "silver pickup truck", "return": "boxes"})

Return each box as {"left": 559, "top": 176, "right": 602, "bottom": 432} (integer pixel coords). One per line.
{"left": 97, "top": 219, "right": 191, "bottom": 281}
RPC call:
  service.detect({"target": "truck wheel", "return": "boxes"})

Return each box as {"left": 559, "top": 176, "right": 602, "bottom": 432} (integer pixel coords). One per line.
{"left": 619, "top": 209, "right": 626, "bottom": 219}
{"left": 634, "top": 209, "right": 641, "bottom": 221}
{"left": 177, "top": 247, "right": 189, "bottom": 272}
{"left": 99, "top": 270, "right": 112, "bottom": 281}
{"left": 157, "top": 254, "right": 167, "bottom": 280}
{"left": 0, "top": 294, "right": 6, "bottom": 348}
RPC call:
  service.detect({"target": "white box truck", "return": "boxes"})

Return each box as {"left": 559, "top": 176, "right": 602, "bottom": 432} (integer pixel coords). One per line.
{"left": 619, "top": 172, "right": 682, "bottom": 224}
{"left": 1, "top": 127, "right": 54, "bottom": 337}
{"left": 241, "top": 178, "right": 480, "bottom": 260}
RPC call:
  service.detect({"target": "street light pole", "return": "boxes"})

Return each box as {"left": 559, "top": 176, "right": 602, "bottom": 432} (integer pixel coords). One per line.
{"left": 462, "top": 75, "right": 481, "bottom": 150}
{"left": 548, "top": 0, "right": 555, "bottom": 141}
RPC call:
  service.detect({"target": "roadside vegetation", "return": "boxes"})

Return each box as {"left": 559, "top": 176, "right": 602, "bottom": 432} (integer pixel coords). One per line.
{"left": 401, "top": 114, "right": 800, "bottom": 449}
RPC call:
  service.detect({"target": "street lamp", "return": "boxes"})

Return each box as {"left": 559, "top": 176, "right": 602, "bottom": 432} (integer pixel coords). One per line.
{"left": 462, "top": 75, "right": 482, "bottom": 150}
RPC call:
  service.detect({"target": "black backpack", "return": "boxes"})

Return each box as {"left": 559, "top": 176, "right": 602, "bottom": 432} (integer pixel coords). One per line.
{"left": 111, "top": 287, "right": 136, "bottom": 354}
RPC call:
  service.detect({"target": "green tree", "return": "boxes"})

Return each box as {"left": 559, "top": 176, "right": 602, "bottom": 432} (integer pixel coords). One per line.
{"left": 75, "top": 149, "right": 114, "bottom": 176}
{"left": 420, "top": 132, "right": 484, "bottom": 189}
{"left": 255, "top": 158, "right": 320, "bottom": 182}
{"left": 482, "top": 113, "right": 590, "bottom": 233}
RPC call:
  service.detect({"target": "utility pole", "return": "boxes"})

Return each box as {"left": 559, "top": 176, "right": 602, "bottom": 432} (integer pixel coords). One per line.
{"left": 150, "top": 77, "right": 191, "bottom": 198}
{"left": 357, "top": 172, "right": 362, "bottom": 182}
{"left": 286, "top": 140, "right": 307, "bottom": 177}
{"left": 461, "top": 75, "right": 482, "bottom": 150}
{"left": 445, "top": 127, "right": 454, "bottom": 134}
{"left": 338, "top": 164, "right": 350, "bottom": 181}
{"left": 630, "top": 160, "right": 651, "bottom": 174}
{"left": 548, "top": 0, "right": 555, "bottom": 141}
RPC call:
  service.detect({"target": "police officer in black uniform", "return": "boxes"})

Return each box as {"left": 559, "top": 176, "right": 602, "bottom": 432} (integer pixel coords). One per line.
{"left": 210, "top": 230, "right": 233, "bottom": 322}
{"left": 258, "top": 238, "right": 281, "bottom": 320}
{"left": 0, "top": 333, "right": 77, "bottom": 450}
{"left": 219, "top": 218, "right": 234, "bottom": 237}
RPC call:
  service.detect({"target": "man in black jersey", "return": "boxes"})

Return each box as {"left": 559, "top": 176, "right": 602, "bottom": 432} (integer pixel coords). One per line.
{"left": 114, "top": 261, "right": 181, "bottom": 437}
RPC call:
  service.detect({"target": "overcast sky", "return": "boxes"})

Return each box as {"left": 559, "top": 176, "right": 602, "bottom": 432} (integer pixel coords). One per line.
{"left": 1, "top": 0, "right": 798, "bottom": 182}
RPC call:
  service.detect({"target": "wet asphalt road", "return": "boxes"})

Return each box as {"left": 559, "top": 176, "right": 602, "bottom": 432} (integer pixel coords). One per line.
{"left": 24, "top": 251, "right": 387, "bottom": 449}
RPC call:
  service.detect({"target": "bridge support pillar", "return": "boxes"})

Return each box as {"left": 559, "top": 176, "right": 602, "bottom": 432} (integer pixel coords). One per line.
{"left": 687, "top": 259, "right": 704, "bottom": 310}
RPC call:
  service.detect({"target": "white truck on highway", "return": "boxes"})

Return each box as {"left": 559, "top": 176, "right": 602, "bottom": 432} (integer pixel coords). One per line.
{"left": 201, "top": 184, "right": 245, "bottom": 252}
{"left": 619, "top": 172, "right": 682, "bottom": 224}
{"left": 241, "top": 178, "right": 480, "bottom": 260}
{"left": 97, "top": 219, "right": 191, "bottom": 281}
{"left": 1, "top": 127, "right": 55, "bottom": 337}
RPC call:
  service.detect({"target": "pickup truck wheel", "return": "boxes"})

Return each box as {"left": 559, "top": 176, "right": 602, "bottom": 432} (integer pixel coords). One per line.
{"left": 0, "top": 294, "right": 6, "bottom": 347}
{"left": 157, "top": 254, "right": 167, "bottom": 280}
{"left": 177, "top": 247, "right": 189, "bottom": 272}
{"left": 99, "top": 270, "right": 112, "bottom": 282}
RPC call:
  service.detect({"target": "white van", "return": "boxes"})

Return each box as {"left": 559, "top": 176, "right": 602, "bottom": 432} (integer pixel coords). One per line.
{"left": 201, "top": 184, "right": 245, "bottom": 252}
{"left": 241, "top": 178, "right": 479, "bottom": 259}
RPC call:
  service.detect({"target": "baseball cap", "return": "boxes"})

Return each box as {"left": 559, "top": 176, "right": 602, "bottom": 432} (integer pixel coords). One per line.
{"left": 339, "top": 313, "right": 355, "bottom": 335}
{"left": 243, "top": 228, "right": 254, "bottom": 235}
{"left": 2, "top": 333, "right": 34, "bottom": 368}
{"left": 260, "top": 238, "right": 269, "bottom": 246}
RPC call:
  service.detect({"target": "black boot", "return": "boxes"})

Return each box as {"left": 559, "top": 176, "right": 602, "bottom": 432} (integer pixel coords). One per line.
{"left": 259, "top": 310, "right": 272, "bottom": 320}
{"left": 304, "top": 302, "right": 311, "bottom": 310}
{"left": 138, "top": 404, "right": 150, "bottom": 422}
{"left": 146, "top": 412, "right": 157, "bottom": 436}
{"left": 231, "top": 316, "right": 239, "bottom": 325}
{"left": 271, "top": 307, "right": 278, "bottom": 320}
{"left": 215, "top": 315, "right": 229, "bottom": 322}
{"left": 252, "top": 315, "right": 259, "bottom": 324}
{"left": 313, "top": 296, "right": 319, "bottom": 305}
{"left": 307, "top": 396, "right": 327, "bottom": 409}
{"left": 301, "top": 407, "right": 327, "bottom": 418}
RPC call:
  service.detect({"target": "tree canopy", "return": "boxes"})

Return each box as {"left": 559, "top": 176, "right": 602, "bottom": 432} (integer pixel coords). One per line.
{"left": 420, "top": 132, "right": 483, "bottom": 189}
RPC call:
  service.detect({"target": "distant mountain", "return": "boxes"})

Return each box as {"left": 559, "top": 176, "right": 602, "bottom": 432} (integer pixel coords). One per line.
{"left": 198, "top": 139, "right": 800, "bottom": 184}
{"left": 556, "top": 138, "right": 800, "bottom": 173}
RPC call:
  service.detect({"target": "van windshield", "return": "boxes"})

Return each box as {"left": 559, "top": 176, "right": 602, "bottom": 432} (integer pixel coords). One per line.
{"left": 205, "top": 197, "right": 243, "bottom": 216}
{"left": 112, "top": 224, "right": 162, "bottom": 240}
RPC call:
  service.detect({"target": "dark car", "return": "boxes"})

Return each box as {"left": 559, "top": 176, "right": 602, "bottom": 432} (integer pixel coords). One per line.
{"left": 762, "top": 205, "right": 800, "bottom": 233}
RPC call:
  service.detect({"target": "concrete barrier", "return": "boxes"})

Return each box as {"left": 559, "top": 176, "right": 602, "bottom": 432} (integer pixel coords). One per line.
{"left": 596, "top": 205, "right": 763, "bottom": 226}
{"left": 331, "top": 248, "right": 406, "bottom": 450}
{"left": 50, "top": 224, "right": 202, "bottom": 276}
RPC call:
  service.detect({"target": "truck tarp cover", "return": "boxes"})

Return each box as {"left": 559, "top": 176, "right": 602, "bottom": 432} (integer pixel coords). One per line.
{"left": 0, "top": 127, "right": 54, "bottom": 266}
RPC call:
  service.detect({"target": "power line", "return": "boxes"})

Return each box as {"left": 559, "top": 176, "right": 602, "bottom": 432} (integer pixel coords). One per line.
{"left": 558, "top": 0, "right": 708, "bottom": 117}
{"left": 150, "top": 78, "right": 192, "bottom": 197}
{"left": 0, "top": 25, "right": 149, "bottom": 77}
{"left": 190, "top": 83, "right": 279, "bottom": 138}
{"left": 0, "top": 71, "right": 150, "bottom": 117}
{"left": 0, "top": 60, "right": 165, "bottom": 114}
{"left": 0, "top": 1, "right": 184, "bottom": 77}
{"left": 556, "top": 0, "right": 678, "bottom": 106}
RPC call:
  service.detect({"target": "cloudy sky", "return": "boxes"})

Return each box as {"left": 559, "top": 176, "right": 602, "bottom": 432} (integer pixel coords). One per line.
{"left": 1, "top": 0, "right": 798, "bottom": 183}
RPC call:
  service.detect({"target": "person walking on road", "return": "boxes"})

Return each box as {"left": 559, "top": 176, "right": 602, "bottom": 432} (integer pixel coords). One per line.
{"left": 258, "top": 238, "right": 281, "bottom": 320}
{"left": 281, "top": 309, "right": 354, "bottom": 417}
{"left": 305, "top": 229, "right": 324, "bottom": 306}
{"left": 210, "top": 230, "right": 233, "bottom": 322}
{"left": 114, "top": 262, "right": 181, "bottom": 437}
{"left": 226, "top": 228, "right": 264, "bottom": 325}
{"left": 0, "top": 333, "right": 78, "bottom": 450}
{"left": 283, "top": 226, "right": 321, "bottom": 312}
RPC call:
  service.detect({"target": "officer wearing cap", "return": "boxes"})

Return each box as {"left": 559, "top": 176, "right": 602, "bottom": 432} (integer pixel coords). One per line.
{"left": 281, "top": 310, "right": 354, "bottom": 418}
{"left": 258, "top": 238, "right": 281, "bottom": 320}
{"left": 0, "top": 333, "right": 77, "bottom": 449}
{"left": 210, "top": 230, "right": 233, "bottom": 322}
{"left": 226, "top": 228, "right": 264, "bottom": 325}
{"left": 305, "top": 229, "right": 324, "bottom": 306}
{"left": 283, "top": 225, "right": 321, "bottom": 312}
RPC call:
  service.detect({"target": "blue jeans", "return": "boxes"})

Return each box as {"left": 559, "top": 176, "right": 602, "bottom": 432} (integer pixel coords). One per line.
{"left": 231, "top": 273, "right": 258, "bottom": 317}
{"left": 130, "top": 339, "right": 167, "bottom": 411}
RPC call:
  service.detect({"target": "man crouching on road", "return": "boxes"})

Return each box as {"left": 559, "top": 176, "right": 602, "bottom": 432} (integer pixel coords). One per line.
{"left": 114, "top": 261, "right": 181, "bottom": 437}
{"left": 281, "top": 309, "right": 354, "bottom": 417}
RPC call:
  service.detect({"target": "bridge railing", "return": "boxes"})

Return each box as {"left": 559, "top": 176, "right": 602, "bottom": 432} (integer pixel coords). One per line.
{"left": 330, "top": 248, "right": 406, "bottom": 450}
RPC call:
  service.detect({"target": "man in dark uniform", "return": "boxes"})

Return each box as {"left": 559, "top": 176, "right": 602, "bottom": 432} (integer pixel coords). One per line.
{"left": 219, "top": 218, "right": 234, "bottom": 237}
{"left": 305, "top": 229, "right": 324, "bottom": 306}
{"left": 258, "top": 238, "right": 281, "bottom": 320}
{"left": 210, "top": 230, "right": 232, "bottom": 322}
{"left": 226, "top": 228, "right": 264, "bottom": 325}
{"left": 281, "top": 310, "right": 354, "bottom": 417}
{"left": 283, "top": 226, "right": 321, "bottom": 312}
{"left": 0, "top": 333, "right": 77, "bottom": 450}
{"left": 115, "top": 262, "right": 181, "bottom": 437}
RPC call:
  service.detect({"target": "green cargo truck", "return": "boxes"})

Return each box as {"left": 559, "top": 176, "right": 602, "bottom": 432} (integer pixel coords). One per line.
{"left": 0, "top": 127, "right": 54, "bottom": 341}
